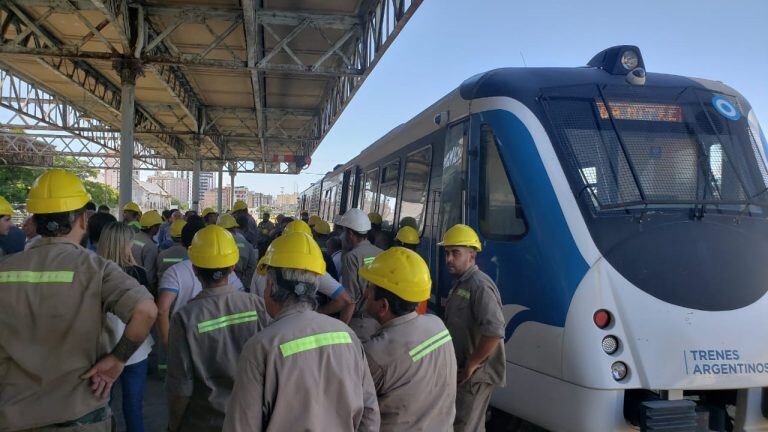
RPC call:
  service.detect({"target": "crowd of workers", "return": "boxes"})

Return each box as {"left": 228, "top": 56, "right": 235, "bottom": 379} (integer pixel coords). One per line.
{"left": 0, "top": 169, "right": 506, "bottom": 432}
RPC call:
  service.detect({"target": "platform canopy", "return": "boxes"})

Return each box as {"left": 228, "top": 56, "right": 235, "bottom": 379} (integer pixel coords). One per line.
{"left": 0, "top": 0, "right": 421, "bottom": 174}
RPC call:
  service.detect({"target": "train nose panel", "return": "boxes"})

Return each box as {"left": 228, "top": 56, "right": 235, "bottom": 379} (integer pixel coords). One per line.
{"left": 602, "top": 217, "right": 768, "bottom": 311}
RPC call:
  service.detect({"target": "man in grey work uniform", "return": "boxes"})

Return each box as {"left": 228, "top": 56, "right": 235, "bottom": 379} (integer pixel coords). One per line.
{"left": 338, "top": 208, "right": 383, "bottom": 342}
{"left": 166, "top": 225, "right": 269, "bottom": 431}
{"left": 440, "top": 224, "right": 506, "bottom": 432}
{"left": 0, "top": 169, "right": 157, "bottom": 431}
{"left": 224, "top": 231, "right": 380, "bottom": 431}
{"left": 361, "top": 247, "right": 457, "bottom": 431}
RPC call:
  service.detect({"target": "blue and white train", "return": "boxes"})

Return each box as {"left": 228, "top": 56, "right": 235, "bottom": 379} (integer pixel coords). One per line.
{"left": 300, "top": 46, "right": 768, "bottom": 431}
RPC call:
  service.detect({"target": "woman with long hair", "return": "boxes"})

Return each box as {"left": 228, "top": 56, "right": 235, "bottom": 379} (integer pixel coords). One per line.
{"left": 97, "top": 222, "right": 153, "bottom": 432}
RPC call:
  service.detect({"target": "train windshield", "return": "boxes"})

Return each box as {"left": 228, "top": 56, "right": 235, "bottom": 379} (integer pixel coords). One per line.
{"left": 541, "top": 84, "right": 768, "bottom": 214}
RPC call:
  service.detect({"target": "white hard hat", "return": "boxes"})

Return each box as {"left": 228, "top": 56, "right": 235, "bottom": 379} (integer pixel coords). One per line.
{"left": 338, "top": 208, "right": 371, "bottom": 233}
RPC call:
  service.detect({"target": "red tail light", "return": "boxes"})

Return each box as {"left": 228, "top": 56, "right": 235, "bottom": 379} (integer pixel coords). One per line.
{"left": 593, "top": 309, "right": 612, "bottom": 329}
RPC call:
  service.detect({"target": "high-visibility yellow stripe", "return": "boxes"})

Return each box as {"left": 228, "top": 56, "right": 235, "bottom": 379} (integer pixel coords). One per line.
{"left": 363, "top": 257, "right": 375, "bottom": 265}
{"left": 162, "top": 258, "right": 184, "bottom": 263}
{"left": 455, "top": 289, "right": 471, "bottom": 300}
{"left": 236, "top": 243, "right": 246, "bottom": 248}
{"left": 0, "top": 271, "right": 75, "bottom": 283}
{"left": 133, "top": 240, "right": 145, "bottom": 247}
{"left": 410, "top": 330, "right": 452, "bottom": 361}
{"left": 280, "top": 332, "right": 352, "bottom": 357}
{"left": 197, "top": 311, "right": 259, "bottom": 334}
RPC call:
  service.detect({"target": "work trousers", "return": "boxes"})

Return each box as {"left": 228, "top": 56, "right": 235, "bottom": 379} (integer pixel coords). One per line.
{"left": 454, "top": 380, "right": 494, "bottom": 432}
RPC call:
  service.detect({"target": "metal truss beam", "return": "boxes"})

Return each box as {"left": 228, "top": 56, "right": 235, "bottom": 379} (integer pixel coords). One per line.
{"left": 0, "top": 3, "right": 186, "bottom": 156}
{"left": 0, "top": 68, "right": 164, "bottom": 168}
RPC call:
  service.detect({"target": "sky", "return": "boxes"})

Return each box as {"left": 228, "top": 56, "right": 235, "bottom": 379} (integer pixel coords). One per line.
{"left": 234, "top": 0, "right": 768, "bottom": 195}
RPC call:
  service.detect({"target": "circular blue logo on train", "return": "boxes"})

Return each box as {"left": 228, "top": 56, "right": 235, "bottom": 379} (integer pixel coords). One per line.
{"left": 712, "top": 95, "right": 741, "bottom": 121}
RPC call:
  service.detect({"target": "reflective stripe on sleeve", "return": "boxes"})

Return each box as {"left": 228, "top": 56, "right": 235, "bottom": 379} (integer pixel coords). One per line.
{"left": 0, "top": 271, "right": 75, "bottom": 283}
{"left": 133, "top": 240, "right": 145, "bottom": 247}
{"left": 162, "top": 258, "right": 184, "bottom": 263}
{"left": 197, "top": 311, "right": 259, "bottom": 334}
{"left": 409, "top": 329, "right": 452, "bottom": 362}
{"left": 159, "top": 287, "right": 179, "bottom": 293}
{"left": 363, "top": 257, "right": 375, "bottom": 265}
{"left": 280, "top": 331, "right": 352, "bottom": 357}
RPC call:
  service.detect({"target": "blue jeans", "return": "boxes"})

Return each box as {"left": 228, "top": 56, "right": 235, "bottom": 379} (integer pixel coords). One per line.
{"left": 117, "top": 359, "right": 148, "bottom": 432}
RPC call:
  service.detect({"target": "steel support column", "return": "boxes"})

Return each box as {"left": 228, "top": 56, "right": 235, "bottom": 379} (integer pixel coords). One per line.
{"left": 117, "top": 61, "right": 141, "bottom": 218}
{"left": 229, "top": 171, "right": 236, "bottom": 208}
{"left": 192, "top": 157, "right": 201, "bottom": 213}
{"left": 217, "top": 167, "right": 223, "bottom": 212}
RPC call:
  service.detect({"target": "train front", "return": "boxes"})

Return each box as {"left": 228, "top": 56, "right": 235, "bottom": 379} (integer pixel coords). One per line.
{"left": 538, "top": 47, "right": 768, "bottom": 430}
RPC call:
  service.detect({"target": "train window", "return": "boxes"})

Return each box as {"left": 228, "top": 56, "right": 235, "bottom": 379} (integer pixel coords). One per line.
{"left": 363, "top": 168, "right": 379, "bottom": 211}
{"left": 399, "top": 146, "right": 432, "bottom": 232}
{"left": 378, "top": 160, "right": 401, "bottom": 229}
{"left": 440, "top": 121, "right": 468, "bottom": 236}
{"left": 479, "top": 124, "right": 527, "bottom": 238}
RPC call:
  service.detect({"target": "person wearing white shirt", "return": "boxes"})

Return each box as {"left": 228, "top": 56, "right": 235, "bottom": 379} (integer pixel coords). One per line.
{"left": 156, "top": 218, "right": 243, "bottom": 348}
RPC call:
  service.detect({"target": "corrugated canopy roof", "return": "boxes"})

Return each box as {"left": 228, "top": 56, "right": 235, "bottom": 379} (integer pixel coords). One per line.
{"left": 0, "top": 0, "right": 422, "bottom": 173}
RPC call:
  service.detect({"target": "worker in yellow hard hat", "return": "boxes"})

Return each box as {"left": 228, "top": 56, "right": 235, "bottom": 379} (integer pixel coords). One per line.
{"left": 201, "top": 207, "right": 218, "bottom": 226}
{"left": 0, "top": 169, "right": 157, "bottom": 430}
{"left": 439, "top": 224, "right": 505, "bottom": 431}
{"left": 361, "top": 247, "right": 456, "bottom": 431}
{"left": 231, "top": 200, "right": 260, "bottom": 249}
{"left": 157, "top": 219, "right": 188, "bottom": 280}
{"left": 276, "top": 218, "right": 352, "bottom": 316}
{"left": 307, "top": 214, "right": 322, "bottom": 228}
{"left": 0, "top": 196, "right": 15, "bottom": 256}
{"left": 394, "top": 226, "right": 420, "bottom": 251}
{"left": 133, "top": 209, "right": 162, "bottom": 294}
{"left": 283, "top": 219, "right": 312, "bottom": 236}
{"left": 123, "top": 202, "right": 142, "bottom": 225}
{"left": 224, "top": 232, "right": 379, "bottom": 431}
{"left": 167, "top": 225, "right": 269, "bottom": 431}
{"left": 218, "top": 213, "right": 258, "bottom": 288}
{"left": 367, "top": 211, "right": 392, "bottom": 250}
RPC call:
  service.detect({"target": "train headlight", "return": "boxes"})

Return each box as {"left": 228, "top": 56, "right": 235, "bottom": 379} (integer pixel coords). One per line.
{"left": 602, "top": 335, "right": 619, "bottom": 354}
{"left": 611, "top": 361, "right": 628, "bottom": 381}
{"left": 620, "top": 50, "right": 639, "bottom": 70}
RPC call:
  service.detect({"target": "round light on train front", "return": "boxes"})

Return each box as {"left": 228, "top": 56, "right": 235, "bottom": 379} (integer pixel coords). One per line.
{"left": 593, "top": 309, "right": 611, "bottom": 329}
{"left": 621, "top": 50, "right": 639, "bottom": 70}
{"left": 602, "top": 335, "right": 619, "bottom": 354}
{"left": 611, "top": 361, "right": 628, "bottom": 381}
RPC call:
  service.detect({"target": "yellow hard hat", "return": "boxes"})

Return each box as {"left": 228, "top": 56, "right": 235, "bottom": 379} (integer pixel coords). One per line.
{"left": 139, "top": 210, "right": 163, "bottom": 228}
{"left": 283, "top": 219, "right": 312, "bottom": 236}
{"left": 170, "top": 219, "right": 187, "bottom": 238}
{"left": 399, "top": 216, "right": 418, "bottom": 229}
{"left": 360, "top": 247, "right": 431, "bottom": 302}
{"left": 188, "top": 225, "right": 240, "bottom": 269}
{"left": 256, "top": 256, "right": 268, "bottom": 276}
{"left": 0, "top": 196, "right": 14, "bottom": 216}
{"left": 307, "top": 215, "right": 322, "bottom": 227}
{"left": 313, "top": 220, "right": 331, "bottom": 235}
{"left": 259, "top": 231, "right": 325, "bottom": 275}
{"left": 27, "top": 169, "right": 91, "bottom": 214}
{"left": 232, "top": 200, "right": 248, "bottom": 212}
{"left": 395, "top": 226, "right": 420, "bottom": 245}
{"left": 368, "top": 212, "right": 383, "bottom": 225}
{"left": 201, "top": 207, "right": 217, "bottom": 218}
{"left": 439, "top": 224, "right": 482, "bottom": 251}
{"left": 123, "top": 202, "right": 142, "bottom": 214}
{"left": 217, "top": 213, "right": 238, "bottom": 230}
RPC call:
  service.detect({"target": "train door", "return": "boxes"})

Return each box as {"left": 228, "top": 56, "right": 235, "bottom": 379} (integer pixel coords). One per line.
{"left": 434, "top": 119, "right": 469, "bottom": 306}
{"left": 466, "top": 117, "right": 530, "bottom": 337}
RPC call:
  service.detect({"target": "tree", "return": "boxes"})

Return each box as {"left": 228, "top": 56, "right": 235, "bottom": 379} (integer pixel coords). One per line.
{"left": 0, "top": 157, "right": 118, "bottom": 207}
